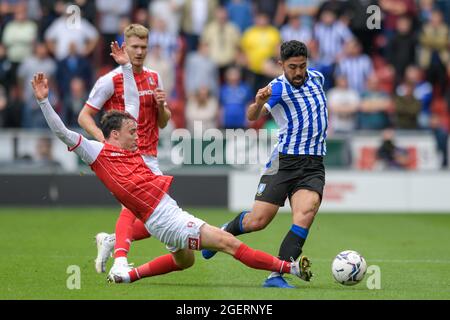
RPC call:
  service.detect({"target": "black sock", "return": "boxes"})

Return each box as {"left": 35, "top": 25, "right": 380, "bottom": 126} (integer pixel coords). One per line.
{"left": 278, "top": 225, "right": 309, "bottom": 262}
{"left": 224, "top": 211, "right": 250, "bottom": 236}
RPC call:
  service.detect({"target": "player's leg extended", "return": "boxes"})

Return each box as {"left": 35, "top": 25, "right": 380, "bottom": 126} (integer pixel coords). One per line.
{"left": 121, "top": 249, "right": 194, "bottom": 283}
{"left": 275, "top": 189, "right": 321, "bottom": 281}
{"left": 229, "top": 201, "right": 279, "bottom": 235}
{"left": 201, "top": 201, "right": 279, "bottom": 259}
{"left": 200, "top": 224, "right": 305, "bottom": 278}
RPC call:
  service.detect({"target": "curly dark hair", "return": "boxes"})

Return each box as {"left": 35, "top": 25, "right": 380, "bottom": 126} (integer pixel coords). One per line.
{"left": 280, "top": 40, "right": 308, "bottom": 61}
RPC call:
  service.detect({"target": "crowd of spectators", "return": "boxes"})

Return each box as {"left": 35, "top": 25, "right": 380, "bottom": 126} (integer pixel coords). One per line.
{"left": 0, "top": 0, "right": 449, "bottom": 167}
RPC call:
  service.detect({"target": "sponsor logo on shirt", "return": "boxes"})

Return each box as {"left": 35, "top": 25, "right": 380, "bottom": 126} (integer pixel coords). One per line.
{"left": 188, "top": 236, "right": 200, "bottom": 250}
{"left": 110, "top": 152, "right": 125, "bottom": 157}
{"left": 121, "top": 90, "right": 154, "bottom": 100}
{"left": 139, "top": 90, "right": 154, "bottom": 96}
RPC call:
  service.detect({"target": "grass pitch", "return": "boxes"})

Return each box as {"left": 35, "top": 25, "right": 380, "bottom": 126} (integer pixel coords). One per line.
{"left": 0, "top": 207, "right": 449, "bottom": 300}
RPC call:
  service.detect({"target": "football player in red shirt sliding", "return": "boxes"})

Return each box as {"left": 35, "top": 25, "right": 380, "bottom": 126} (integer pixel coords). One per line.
{"left": 78, "top": 24, "right": 170, "bottom": 275}
{"left": 30, "top": 42, "right": 312, "bottom": 284}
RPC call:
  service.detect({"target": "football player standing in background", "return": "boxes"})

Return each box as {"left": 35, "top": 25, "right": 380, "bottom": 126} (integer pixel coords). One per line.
{"left": 78, "top": 24, "right": 171, "bottom": 275}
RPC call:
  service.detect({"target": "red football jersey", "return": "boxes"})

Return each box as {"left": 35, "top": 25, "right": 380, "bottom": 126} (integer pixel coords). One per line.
{"left": 86, "top": 66, "right": 162, "bottom": 156}
{"left": 90, "top": 143, "right": 173, "bottom": 222}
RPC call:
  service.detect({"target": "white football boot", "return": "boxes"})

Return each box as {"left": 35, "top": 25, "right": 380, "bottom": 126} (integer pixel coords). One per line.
{"left": 290, "top": 256, "right": 313, "bottom": 282}
{"left": 94, "top": 232, "right": 115, "bottom": 273}
{"left": 107, "top": 259, "right": 133, "bottom": 284}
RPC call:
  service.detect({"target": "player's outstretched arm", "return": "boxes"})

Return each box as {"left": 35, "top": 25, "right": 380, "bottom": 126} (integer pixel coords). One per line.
{"left": 110, "top": 41, "right": 139, "bottom": 121}
{"left": 32, "top": 73, "right": 102, "bottom": 165}
{"left": 32, "top": 73, "right": 80, "bottom": 146}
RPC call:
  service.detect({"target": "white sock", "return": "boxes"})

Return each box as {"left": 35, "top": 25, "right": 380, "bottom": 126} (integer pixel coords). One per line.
{"left": 268, "top": 272, "right": 281, "bottom": 279}
{"left": 114, "top": 257, "right": 128, "bottom": 266}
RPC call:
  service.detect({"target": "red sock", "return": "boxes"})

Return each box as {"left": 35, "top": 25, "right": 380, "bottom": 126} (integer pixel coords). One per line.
{"left": 128, "top": 254, "right": 182, "bottom": 282}
{"left": 114, "top": 208, "right": 135, "bottom": 259}
{"left": 131, "top": 219, "right": 151, "bottom": 241}
{"left": 233, "top": 243, "right": 291, "bottom": 274}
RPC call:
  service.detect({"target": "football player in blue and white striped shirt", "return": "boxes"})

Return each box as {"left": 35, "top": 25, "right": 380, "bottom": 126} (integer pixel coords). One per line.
{"left": 202, "top": 41, "right": 328, "bottom": 288}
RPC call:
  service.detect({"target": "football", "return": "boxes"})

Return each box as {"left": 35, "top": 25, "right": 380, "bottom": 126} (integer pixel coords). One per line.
{"left": 331, "top": 250, "right": 367, "bottom": 286}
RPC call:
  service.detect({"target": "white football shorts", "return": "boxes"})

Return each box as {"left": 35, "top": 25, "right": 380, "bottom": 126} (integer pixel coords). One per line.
{"left": 144, "top": 194, "right": 206, "bottom": 252}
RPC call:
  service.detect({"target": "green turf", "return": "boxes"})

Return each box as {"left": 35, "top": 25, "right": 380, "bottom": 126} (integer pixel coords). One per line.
{"left": 0, "top": 207, "right": 449, "bottom": 300}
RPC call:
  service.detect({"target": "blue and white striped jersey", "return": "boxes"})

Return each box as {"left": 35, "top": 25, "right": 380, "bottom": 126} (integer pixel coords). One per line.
{"left": 264, "top": 69, "right": 328, "bottom": 156}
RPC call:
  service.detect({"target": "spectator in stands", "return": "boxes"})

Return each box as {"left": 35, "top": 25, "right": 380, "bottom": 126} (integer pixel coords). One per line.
{"left": 44, "top": 4, "right": 99, "bottom": 61}
{"left": 56, "top": 42, "right": 93, "bottom": 98}
{"left": 435, "top": 0, "right": 450, "bottom": 25}
{"left": 180, "top": 0, "right": 219, "bottom": 52}
{"left": 284, "top": 0, "right": 322, "bottom": 29}
{"left": 313, "top": 8, "right": 353, "bottom": 90}
{"left": 144, "top": 44, "right": 175, "bottom": 99}
{"left": 430, "top": 113, "right": 449, "bottom": 169}
{"left": 386, "top": 15, "right": 417, "bottom": 86}
{"left": 358, "top": 74, "right": 392, "bottom": 130}
{"left": 148, "top": 17, "right": 178, "bottom": 61}
{"left": 376, "top": 128, "right": 410, "bottom": 169}
{"left": 240, "top": 11, "right": 281, "bottom": 93}
{"left": 341, "top": 0, "right": 378, "bottom": 55}
{"left": 417, "top": 0, "right": 435, "bottom": 25}
{"left": 316, "top": 0, "right": 347, "bottom": 21}
{"left": 0, "top": 44, "right": 13, "bottom": 93}
{"left": 0, "top": 85, "right": 22, "bottom": 128}
{"left": 185, "top": 86, "right": 219, "bottom": 134}
{"left": 149, "top": 0, "right": 183, "bottom": 36}
{"left": 184, "top": 41, "right": 219, "bottom": 97}
{"left": 336, "top": 38, "right": 373, "bottom": 94}
{"left": 34, "top": 0, "right": 64, "bottom": 40}
{"left": 252, "top": 0, "right": 285, "bottom": 27}
{"left": 1, "top": 3, "right": 37, "bottom": 87}
{"left": 134, "top": 7, "right": 150, "bottom": 28}
{"left": 115, "top": 17, "right": 131, "bottom": 46}
{"left": 0, "top": 0, "right": 21, "bottom": 25}
{"left": 17, "top": 42, "right": 56, "bottom": 128}
{"left": 220, "top": 66, "right": 252, "bottom": 129}
{"left": 33, "top": 136, "right": 62, "bottom": 170}
{"left": 0, "top": 85, "right": 7, "bottom": 127}
{"left": 225, "top": 0, "right": 253, "bottom": 33}
{"left": 393, "top": 83, "right": 421, "bottom": 129}
{"left": 62, "top": 77, "right": 88, "bottom": 128}
{"left": 327, "top": 75, "right": 360, "bottom": 134}
{"left": 446, "top": 62, "right": 450, "bottom": 116}
{"left": 418, "top": 9, "right": 449, "bottom": 93}
{"left": 201, "top": 6, "right": 241, "bottom": 78}
{"left": 280, "top": 13, "right": 313, "bottom": 43}
{"left": 96, "top": 0, "right": 132, "bottom": 66}
{"left": 396, "top": 65, "right": 433, "bottom": 129}
{"left": 73, "top": 0, "right": 97, "bottom": 24}
{"left": 307, "top": 39, "right": 331, "bottom": 89}
{"left": 379, "top": 0, "right": 417, "bottom": 40}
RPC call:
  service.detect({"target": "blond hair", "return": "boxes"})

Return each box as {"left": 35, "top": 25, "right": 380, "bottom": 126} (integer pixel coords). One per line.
{"left": 124, "top": 24, "right": 149, "bottom": 41}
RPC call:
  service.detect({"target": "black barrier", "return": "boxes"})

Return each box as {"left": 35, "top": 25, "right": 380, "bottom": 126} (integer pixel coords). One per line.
{"left": 0, "top": 174, "right": 228, "bottom": 207}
